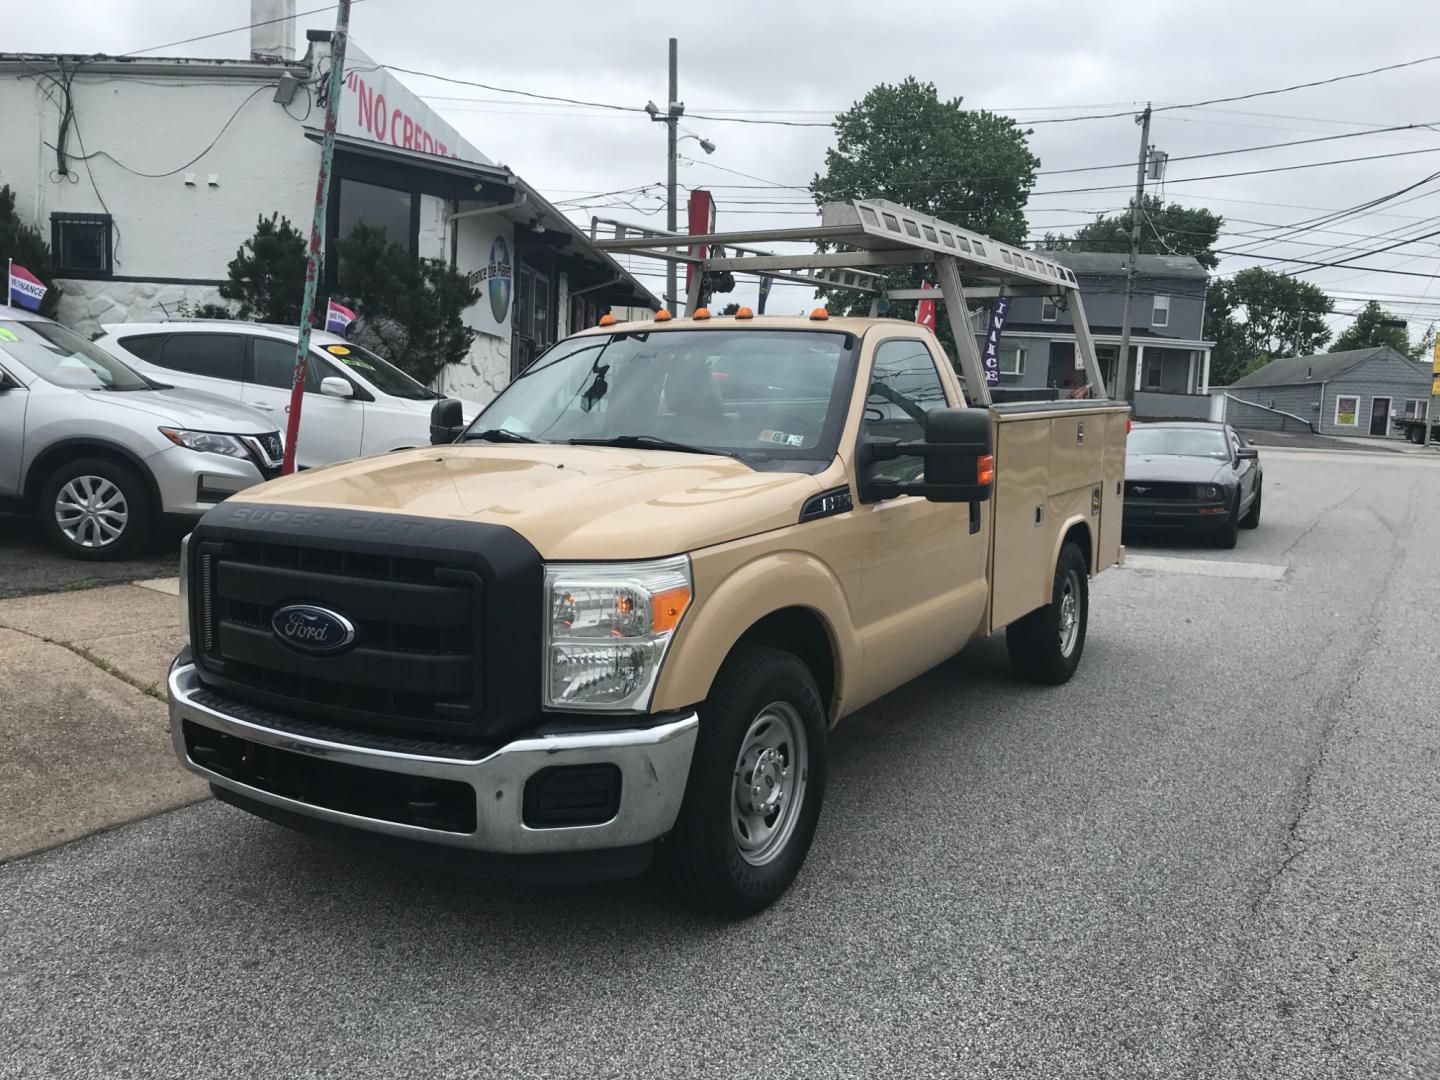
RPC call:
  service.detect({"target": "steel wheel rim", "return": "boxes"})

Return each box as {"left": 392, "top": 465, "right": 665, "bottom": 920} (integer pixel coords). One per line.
{"left": 55, "top": 475, "right": 129, "bottom": 549}
{"left": 731, "top": 700, "right": 808, "bottom": 867}
{"left": 1057, "top": 569, "right": 1082, "bottom": 658}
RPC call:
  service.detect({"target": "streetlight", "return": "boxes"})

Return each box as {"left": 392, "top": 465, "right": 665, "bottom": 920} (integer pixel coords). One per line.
{"left": 680, "top": 134, "right": 716, "bottom": 155}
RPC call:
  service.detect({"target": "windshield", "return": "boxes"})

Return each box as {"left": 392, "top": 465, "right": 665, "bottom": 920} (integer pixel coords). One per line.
{"left": 316, "top": 341, "right": 438, "bottom": 400}
{"left": 0, "top": 319, "right": 151, "bottom": 391}
{"left": 1127, "top": 427, "right": 1231, "bottom": 459}
{"left": 467, "top": 328, "right": 856, "bottom": 461}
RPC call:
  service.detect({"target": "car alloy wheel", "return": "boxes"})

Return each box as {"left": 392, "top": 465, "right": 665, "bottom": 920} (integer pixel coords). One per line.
{"left": 54, "top": 474, "right": 130, "bottom": 549}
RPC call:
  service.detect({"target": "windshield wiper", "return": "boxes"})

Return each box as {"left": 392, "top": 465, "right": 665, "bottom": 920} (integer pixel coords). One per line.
{"left": 464, "top": 427, "right": 540, "bottom": 444}
{"left": 569, "top": 434, "right": 730, "bottom": 457}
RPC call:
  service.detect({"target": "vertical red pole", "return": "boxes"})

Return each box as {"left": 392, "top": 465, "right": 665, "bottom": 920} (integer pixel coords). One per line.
{"left": 282, "top": 0, "right": 351, "bottom": 474}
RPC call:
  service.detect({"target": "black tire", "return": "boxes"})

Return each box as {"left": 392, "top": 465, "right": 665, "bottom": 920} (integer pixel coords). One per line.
{"left": 37, "top": 456, "right": 153, "bottom": 561}
{"left": 1213, "top": 492, "right": 1241, "bottom": 549}
{"left": 1006, "top": 541, "right": 1089, "bottom": 685}
{"left": 1240, "top": 481, "right": 1262, "bottom": 529}
{"left": 662, "top": 645, "right": 827, "bottom": 917}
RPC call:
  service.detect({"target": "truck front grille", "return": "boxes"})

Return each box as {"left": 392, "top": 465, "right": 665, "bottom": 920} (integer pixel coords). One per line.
{"left": 193, "top": 539, "right": 485, "bottom": 738}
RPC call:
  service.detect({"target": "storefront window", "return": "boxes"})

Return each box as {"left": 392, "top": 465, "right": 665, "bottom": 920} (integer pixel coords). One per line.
{"left": 337, "top": 179, "right": 413, "bottom": 252}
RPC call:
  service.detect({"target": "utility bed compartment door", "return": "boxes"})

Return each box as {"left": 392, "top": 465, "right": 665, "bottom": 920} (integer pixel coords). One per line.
{"left": 987, "top": 403, "right": 1128, "bottom": 634}
{"left": 988, "top": 416, "right": 1053, "bottom": 631}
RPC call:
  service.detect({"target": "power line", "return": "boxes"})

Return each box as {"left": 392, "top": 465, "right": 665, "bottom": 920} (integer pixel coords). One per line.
{"left": 1025, "top": 52, "right": 1440, "bottom": 124}
{"left": 123, "top": 1, "right": 367, "bottom": 57}
{"left": 1212, "top": 248, "right": 1440, "bottom": 279}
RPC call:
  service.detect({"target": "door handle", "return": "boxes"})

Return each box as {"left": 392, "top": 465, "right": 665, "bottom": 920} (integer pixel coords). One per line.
{"left": 252, "top": 403, "right": 275, "bottom": 411}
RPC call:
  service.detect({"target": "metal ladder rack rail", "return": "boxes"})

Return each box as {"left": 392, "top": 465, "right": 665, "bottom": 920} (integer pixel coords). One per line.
{"left": 593, "top": 198, "right": 1109, "bottom": 406}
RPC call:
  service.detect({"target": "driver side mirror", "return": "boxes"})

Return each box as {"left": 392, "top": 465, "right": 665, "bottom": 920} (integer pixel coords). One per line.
{"left": 1236, "top": 446, "right": 1258, "bottom": 460}
{"left": 860, "top": 407, "right": 994, "bottom": 504}
{"left": 430, "top": 398, "right": 465, "bottom": 444}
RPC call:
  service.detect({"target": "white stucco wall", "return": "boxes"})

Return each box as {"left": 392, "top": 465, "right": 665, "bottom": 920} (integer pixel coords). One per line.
{"left": 0, "top": 64, "right": 319, "bottom": 284}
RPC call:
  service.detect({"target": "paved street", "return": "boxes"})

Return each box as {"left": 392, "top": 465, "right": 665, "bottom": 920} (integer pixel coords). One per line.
{"left": 2, "top": 447, "right": 1439, "bottom": 1079}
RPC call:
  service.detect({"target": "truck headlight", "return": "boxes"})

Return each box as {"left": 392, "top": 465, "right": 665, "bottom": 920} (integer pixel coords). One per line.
{"left": 159, "top": 427, "right": 250, "bottom": 459}
{"left": 543, "top": 556, "right": 692, "bottom": 711}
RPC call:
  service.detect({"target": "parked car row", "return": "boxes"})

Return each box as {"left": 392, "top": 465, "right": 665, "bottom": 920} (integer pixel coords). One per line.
{"left": 0, "top": 311, "right": 479, "bottom": 559}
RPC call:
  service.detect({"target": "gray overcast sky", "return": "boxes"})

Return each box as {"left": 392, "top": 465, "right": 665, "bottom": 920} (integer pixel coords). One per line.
{"left": 5, "top": 0, "right": 1440, "bottom": 337}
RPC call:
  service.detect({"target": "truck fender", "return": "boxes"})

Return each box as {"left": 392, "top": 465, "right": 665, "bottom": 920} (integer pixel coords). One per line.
{"left": 651, "top": 548, "right": 856, "bottom": 721}
{"left": 1051, "top": 513, "right": 1095, "bottom": 576}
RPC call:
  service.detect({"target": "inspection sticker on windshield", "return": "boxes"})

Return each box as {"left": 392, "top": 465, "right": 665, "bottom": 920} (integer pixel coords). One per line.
{"left": 759, "top": 430, "right": 805, "bottom": 447}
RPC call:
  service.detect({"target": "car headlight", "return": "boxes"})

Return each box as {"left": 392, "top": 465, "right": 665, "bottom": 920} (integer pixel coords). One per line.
{"left": 543, "top": 556, "right": 692, "bottom": 712}
{"left": 1196, "top": 484, "right": 1221, "bottom": 500}
{"left": 159, "top": 427, "right": 250, "bottom": 459}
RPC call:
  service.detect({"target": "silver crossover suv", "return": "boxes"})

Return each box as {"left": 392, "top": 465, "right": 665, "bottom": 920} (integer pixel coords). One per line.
{"left": 0, "top": 308, "right": 283, "bottom": 560}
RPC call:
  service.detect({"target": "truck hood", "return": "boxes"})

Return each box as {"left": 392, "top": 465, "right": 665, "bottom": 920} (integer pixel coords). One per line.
{"left": 230, "top": 444, "right": 826, "bottom": 559}
{"left": 79, "top": 387, "right": 277, "bottom": 434}
{"left": 1125, "top": 454, "right": 1234, "bottom": 484}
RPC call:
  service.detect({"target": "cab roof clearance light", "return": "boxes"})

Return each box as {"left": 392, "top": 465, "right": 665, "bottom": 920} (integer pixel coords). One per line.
{"left": 734, "top": 306, "right": 754, "bottom": 320}
{"left": 809, "top": 307, "right": 829, "bottom": 320}
{"left": 692, "top": 308, "right": 711, "bottom": 320}
{"left": 598, "top": 314, "right": 617, "bottom": 327}
{"left": 654, "top": 309, "right": 673, "bottom": 322}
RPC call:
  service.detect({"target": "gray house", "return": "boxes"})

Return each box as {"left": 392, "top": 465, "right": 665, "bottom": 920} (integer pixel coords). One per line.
{"left": 974, "top": 251, "right": 1213, "bottom": 408}
{"left": 1223, "top": 346, "right": 1432, "bottom": 438}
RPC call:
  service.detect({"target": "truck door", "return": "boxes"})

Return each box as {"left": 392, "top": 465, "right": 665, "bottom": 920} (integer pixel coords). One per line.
{"left": 851, "top": 337, "right": 989, "bottom": 696}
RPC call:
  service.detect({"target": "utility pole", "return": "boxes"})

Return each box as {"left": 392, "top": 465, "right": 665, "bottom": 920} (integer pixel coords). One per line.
{"left": 281, "top": 0, "right": 350, "bottom": 474}
{"left": 646, "top": 41, "right": 683, "bottom": 311}
{"left": 1428, "top": 334, "right": 1439, "bottom": 448}
{"left": 666, "top": 37, "right": 679, "bottom": 313}
{"left": 1113, "top": 103, "right": 1152, "bottom": 403}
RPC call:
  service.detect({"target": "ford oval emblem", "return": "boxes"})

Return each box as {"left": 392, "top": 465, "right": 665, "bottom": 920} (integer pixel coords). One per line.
{"left": 271, "top": 604, "right": 356, "bottom": 655}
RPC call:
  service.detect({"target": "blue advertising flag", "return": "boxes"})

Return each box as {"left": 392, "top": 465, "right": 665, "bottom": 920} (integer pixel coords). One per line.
{"left": 979, "top": 297, "right": 1011, "bottom": 386}
{"left": 757, "top": 275, "right": 773, "bottom": 315}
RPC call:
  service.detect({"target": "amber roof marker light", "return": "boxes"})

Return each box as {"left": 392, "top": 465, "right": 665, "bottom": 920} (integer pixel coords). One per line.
{"left": 598, "top": 314, "right": 617, "bottom": 327}
{"left": 809, "top": 307, "right": 829, "bottom": 321}
{"left": 654, "top": 309, "right": 674, "bottom": 322}
{"left": 692, "top": 308, "right": 711, "bottom": 320}
{"left": 734, "top": 306, "right": 754, "bottom": 320}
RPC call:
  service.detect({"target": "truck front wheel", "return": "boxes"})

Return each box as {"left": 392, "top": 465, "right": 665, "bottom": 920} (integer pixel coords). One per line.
{"left": 1006, "top": 541, "right": 1089, "bottom": 685}
{"left": 662, "top": 646, "right": 827, "bottom": 917}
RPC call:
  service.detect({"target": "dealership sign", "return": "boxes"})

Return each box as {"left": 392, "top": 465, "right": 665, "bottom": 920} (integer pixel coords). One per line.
{"left": 341, "top": 43, "right": 491, "bottom": 166}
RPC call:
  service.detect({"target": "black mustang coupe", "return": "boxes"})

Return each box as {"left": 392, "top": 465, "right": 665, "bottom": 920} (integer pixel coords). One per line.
{"left": 1123, "top": 422, "right": 1262, "bottom": 548}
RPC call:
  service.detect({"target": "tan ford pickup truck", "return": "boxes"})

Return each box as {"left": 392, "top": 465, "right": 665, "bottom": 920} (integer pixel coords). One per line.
{"left": 168, "top": 204, "right": 1127, "bottom": 915}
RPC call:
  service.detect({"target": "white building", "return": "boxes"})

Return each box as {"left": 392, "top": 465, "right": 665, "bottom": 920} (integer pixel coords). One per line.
{"left": 0, "top": 3, "right": 656, "bottom": 404}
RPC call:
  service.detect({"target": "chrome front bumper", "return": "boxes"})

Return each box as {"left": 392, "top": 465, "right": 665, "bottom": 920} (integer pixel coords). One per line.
{"left": 168, "top": 661, "right": 698, "bottom": 855}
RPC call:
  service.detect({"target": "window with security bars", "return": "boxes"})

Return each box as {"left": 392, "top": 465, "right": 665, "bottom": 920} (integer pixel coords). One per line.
{"left": 50, "top": 213, "right": 113, "bottom": 277}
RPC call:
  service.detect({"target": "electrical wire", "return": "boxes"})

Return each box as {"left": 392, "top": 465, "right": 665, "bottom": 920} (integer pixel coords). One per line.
{"left": 122, "top": 1, "right": 369, "bottom": 57}
{"left": 44, "top": 83, "right": 275, "bottom": 178}
{"left": 1025, "top": 52, "right": 1440, "bottom": 124}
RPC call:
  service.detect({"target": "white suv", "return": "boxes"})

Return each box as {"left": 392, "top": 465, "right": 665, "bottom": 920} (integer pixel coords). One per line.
{"left": 96, "top": 321, "right": 482, "bottom": 470}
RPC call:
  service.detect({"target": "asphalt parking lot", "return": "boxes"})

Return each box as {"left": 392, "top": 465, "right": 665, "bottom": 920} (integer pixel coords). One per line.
{"left": 0, "top": 516, "right": 180, "bottom": 599}
{"left": 2, "top": 446, "right": 1438, "bottom": 1080}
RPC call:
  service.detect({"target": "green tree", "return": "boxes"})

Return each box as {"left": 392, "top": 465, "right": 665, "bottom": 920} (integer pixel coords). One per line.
{"left": 1205, "top": 267, "right": 1334, "bottom": 384}
{"left": 216, "top": 213, "right": 308, "bottom": 323}
{"left": 809, "top": 78, "right": 1040, "bottom": 347}
{"left": 1063, "top": 196, "right": 1223, "bottom": 269}
{"left": 0, "top": 184, "right": 62, "bottom": 318}
{"left": 719, "top": 301, "right": 741, "bottom": 316}
{"left": 1330, "top": 299, "right": 1411, "bottom": 355}
{"left": 336, "top": 224, "right": 479, "bottom": 386}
